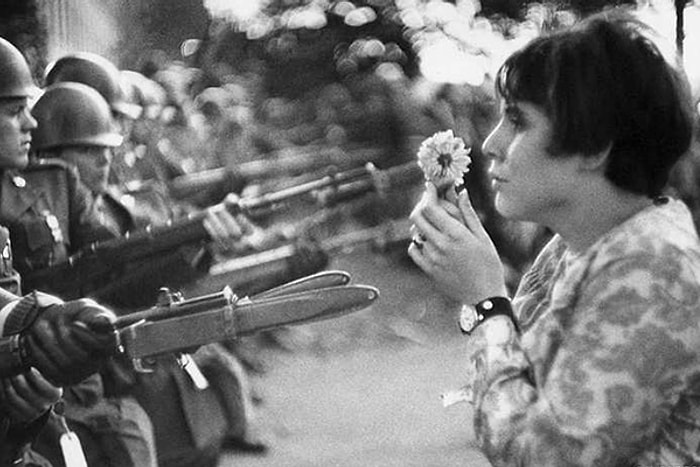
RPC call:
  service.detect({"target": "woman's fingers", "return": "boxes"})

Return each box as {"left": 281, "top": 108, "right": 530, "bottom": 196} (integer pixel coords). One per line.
{"left": 456, "top": 187, "right": 489, "bottom": 239}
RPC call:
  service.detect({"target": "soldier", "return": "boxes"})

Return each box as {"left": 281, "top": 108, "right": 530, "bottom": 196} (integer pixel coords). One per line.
{"left": 0, "top": 37, "right": 118, "bottom": 466}
{"left": 31, "top": 80, "right": 269, "bottom": 466}
{"left": 118, "top": 69, "right": 187, "bottom": 186}
{"left": 0, "top": 37, "right": 158, "bottom": 467}
{"left": 44, "top": 53, "right": 203, "bottom": 194}
{"left": 0, "top": 222, "right": 120, "bottom": 466}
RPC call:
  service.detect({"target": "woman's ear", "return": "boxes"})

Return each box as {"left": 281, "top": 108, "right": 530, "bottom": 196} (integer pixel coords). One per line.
{"left": 577, "top": 142, "right": 612, "bottom": 173}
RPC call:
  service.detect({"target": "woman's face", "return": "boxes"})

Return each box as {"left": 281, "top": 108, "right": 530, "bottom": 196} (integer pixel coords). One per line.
{"left": 481, "top": 100, "right": 580, "bottom": 225}
{"left": 61, "top": 146, "right": 113, "bottom": 193}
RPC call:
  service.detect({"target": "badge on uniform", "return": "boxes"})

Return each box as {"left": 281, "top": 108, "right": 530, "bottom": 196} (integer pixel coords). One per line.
{"left": 2, "top": 243, "right": 10, "bottom": 260}
{"left": 0, "top": 226, "right": 10, "bottom": 259}
{"left": 11, "top": 175, "right": 26, "bottom": 188}
{"left": 42, "top": 211, "right": 64, "bottom": 243}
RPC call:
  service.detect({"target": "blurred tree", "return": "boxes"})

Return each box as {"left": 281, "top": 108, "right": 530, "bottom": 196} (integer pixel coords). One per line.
{"left": 481, "top": 0, "right": 636, "bottom": 18}
{"left": 198, "top": 0, "right": 642, "bottom": 100}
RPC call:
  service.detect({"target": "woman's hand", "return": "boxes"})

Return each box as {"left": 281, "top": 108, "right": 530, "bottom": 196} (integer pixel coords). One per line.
{"left": 408, "top": 183, "right": 507, "bottom": 304}
{"left": 0, "top": 368, "right": 62, "bottom": 424}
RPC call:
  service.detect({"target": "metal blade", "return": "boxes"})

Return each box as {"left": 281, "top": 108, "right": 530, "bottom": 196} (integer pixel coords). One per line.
{"left": 119, "top": 284, "right": 379, "bottom": 358}
{"left": 237, "top": 285, "right": 378, "bottom": 335}
{"left": 251, "top": 270, "right": 352, "bottom": 300}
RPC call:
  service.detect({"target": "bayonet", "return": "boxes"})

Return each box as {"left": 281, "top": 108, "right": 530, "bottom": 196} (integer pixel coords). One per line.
{"left": 116, "top": 272, "right": 379, "bottom": 360}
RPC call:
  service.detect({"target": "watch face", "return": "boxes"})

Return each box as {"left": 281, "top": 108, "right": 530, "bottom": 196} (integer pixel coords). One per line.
{"left": 459, "top": 306, "right": 479, "bottom": 333}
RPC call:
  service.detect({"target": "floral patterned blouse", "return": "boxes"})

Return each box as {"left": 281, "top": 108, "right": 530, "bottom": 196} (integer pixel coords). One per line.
{"left": 467, "top": 198, "right": 700, "bottom": 466}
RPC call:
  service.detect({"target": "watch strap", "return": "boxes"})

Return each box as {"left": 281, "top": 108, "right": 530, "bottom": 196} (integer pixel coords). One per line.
{"left": 460, "top": 296, "right": 520, "bottom": 335}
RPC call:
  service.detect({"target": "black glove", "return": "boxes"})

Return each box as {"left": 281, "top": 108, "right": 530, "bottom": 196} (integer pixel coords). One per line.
{"left": 21, "top": 295, "right": 117, "bottom": 386}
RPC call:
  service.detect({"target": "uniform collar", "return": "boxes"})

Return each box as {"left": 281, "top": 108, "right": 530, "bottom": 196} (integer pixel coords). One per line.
{"left": 0, "top": 170, "right": 40, "bottom": 223}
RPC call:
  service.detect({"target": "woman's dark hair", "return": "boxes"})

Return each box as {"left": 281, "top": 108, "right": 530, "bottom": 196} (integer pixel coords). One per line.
{"left": 494, "top": 11, "right": 695, "bottom": 197}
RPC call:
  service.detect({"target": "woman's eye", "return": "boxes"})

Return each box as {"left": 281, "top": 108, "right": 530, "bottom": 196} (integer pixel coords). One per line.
{"left": 505, "top": 111, "right": 524, "bottom": 129}
{"left": 503, "top": 104, "right": 526, "bottom": 130}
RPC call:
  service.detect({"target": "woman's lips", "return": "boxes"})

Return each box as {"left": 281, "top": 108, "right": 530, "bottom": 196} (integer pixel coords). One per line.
{"left": 491, "top": 175, "right": 508, "bottom": 190}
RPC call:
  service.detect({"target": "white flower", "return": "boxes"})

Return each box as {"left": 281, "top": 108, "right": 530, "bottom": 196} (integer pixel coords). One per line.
{"left": 416, "top": 130, "right": 471, "bottom": 189}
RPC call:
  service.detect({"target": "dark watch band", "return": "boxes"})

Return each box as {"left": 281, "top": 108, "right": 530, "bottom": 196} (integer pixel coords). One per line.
{"left": 477, "top": 297, "right": 519, "bottom": 332}
{"left": 459, "top": 296, "right": 520, "bottom": 335}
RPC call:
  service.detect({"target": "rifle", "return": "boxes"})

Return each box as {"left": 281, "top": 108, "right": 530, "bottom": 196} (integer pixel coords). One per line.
{"left": 22, "top": 162, "right": 423, "bottom": 299}
{"left": 115, "top": 270, "right": 379, "bottom": 368}
{"left": 178, "top": 218, "right": 413, "bottom": 299}
{"left": 160, "top": 145, "right": 385, "bottom": 201}
{"left": 0, "top": 271, "right": 379, "bottom": 377}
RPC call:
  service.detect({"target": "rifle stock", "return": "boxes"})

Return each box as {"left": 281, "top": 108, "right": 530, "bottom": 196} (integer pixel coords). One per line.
{"left": 22, "top": 162, "right": 422, "bottom": 299}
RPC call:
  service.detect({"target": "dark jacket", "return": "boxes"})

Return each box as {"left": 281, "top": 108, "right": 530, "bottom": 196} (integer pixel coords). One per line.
{"left": 0, "top": 158, "right": 118, "bottom": 283}
{"left": 0, "top": 159, "right": 130, "bottom": 467}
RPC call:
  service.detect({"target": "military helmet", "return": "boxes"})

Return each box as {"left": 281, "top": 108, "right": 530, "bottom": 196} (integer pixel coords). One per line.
{"left": 0, "top": 37, "right": 38, "bottom": 99}
{"left": 31, "top": 82, "right": 124, "bottom": 151}
{"left": 44, "top": 52, "right": 142, "bottom": 119}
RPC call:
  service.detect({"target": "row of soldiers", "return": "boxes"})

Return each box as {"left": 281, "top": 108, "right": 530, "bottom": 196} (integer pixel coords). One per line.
{"left": 0, "top": 35, "right": 334, "bottom": 466}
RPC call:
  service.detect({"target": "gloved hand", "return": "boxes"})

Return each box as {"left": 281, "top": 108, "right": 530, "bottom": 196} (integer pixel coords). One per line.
{"left": 0, "top": 368, "right": 62, "bottom": 424}
{"left": 21, "top": 295, "right": 117, "bottom": 386}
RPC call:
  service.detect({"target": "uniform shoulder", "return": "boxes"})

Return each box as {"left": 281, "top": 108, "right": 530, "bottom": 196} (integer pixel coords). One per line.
{"left": 22, "top": 157, "right": 72, "bottom": 173}
{"left": 20, "top": 158, "right": 81, "bottom": 186}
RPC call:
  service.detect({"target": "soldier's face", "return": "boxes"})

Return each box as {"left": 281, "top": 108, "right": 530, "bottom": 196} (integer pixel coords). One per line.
{"left": 61, "top": 146, "right": 113, "bottom": 193}
{"left": 0, "top": 97, "right": 37, "bottom": 169}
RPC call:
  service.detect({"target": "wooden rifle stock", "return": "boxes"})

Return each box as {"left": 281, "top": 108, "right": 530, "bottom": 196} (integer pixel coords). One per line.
{"left": 22, "top": 162, "right": 421, "bottom": 299}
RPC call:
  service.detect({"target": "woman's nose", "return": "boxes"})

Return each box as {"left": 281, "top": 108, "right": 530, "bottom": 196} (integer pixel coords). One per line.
{"left": 481, "top": 125, "right": 505, "bottom": 164}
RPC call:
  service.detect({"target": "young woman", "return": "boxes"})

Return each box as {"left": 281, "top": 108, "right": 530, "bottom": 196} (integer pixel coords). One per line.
{"left": 409, "top": 12, "right": 699, "bottom": 466}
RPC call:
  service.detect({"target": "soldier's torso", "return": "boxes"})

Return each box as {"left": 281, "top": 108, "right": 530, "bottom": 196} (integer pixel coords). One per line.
{"left": 0, "top": 165, "right": 72, "bottom": 275}
{"left": 0, "top": 160, "right": 115, "bottom": 277}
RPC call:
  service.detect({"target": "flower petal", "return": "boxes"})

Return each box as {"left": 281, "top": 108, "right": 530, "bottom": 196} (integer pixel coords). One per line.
{"left": 416, "top": 130, "right": 472, "bottom": 187}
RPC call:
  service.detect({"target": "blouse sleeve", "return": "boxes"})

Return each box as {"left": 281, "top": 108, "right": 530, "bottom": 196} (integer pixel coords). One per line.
{"left": 469, "top": 248, "right": 700, "bottom": 466}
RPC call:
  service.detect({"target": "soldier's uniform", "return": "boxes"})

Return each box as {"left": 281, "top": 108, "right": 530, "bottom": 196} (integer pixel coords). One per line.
{"left": 0, "top": 159, "right": 157, "bottom": 467}
{"left": 30, "top": 76, "right": 270, "bottom": 466}
{"left": 90, "top": 183, "right": 246, "bottom": 467}
{"left": 0, "top": 225, "right": 55, "bottom": 467}
{"left": 0, "top": 159, "right": 118, "bottom": 283}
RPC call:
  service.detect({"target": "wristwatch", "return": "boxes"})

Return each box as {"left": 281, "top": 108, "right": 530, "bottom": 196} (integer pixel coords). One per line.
{"left": 458, "top": 297, "right": 520, "bottom": 335}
